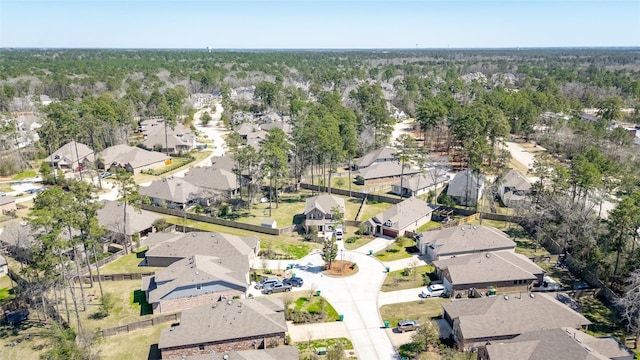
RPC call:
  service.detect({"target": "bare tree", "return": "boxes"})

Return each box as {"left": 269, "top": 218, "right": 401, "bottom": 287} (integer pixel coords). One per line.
{"left": 618, "top": 268, "right": 640, "bottom": 345}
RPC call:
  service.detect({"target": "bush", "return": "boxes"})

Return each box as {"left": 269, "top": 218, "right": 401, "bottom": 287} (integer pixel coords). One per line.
{"left": 422, "top": 273, "right": 431, "bottom": 286}
{"left": 345, "top": 236, "right": 358, "bottom": 244}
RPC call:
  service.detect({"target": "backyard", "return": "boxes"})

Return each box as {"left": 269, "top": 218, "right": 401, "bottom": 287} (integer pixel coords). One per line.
{"left": 380, "top": 298, "right": 450, "bottom": 329}
{"left": 93, "top": 250, "right": 162, "bottom": 275}
{"left": 381, "top": 265, "right": 435, "bottom": 292}
{"left": 374, "top": 237, "right": 417, "bottom": 261}
{"left": 297, "top": 337, "right": 354, "bottom": 359}
{"left": 97, "top": 322, "right": 170, "bottom": 360}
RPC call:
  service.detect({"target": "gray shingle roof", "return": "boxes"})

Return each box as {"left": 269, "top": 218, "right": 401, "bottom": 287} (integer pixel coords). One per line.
{"left": 183, "top": 166, "right": 237, "bottom": 192}
{"left": 144, "top": 232, "right": 259, "bottom": 260}
{"left": 355, "top": 147, "right": 396, "bottom": 168}
{"left": 99, "top": 144, "right": 170, "bottom": 170}
{"left": 447, "top": 170, "right": 484, "bottom": 198}
{"left": 359, "top": 162, "right": 419, "bottom": 180}
{"left": 433, "top": 251, "right": 543, "bottom": 285}
{"left": 182, "top": 347, "right": 299, "bottom": 360}
{"left": 304, "top": 194, "right": 346, "bottom": 216}
{"left": 45, "top": 141, "right": 94, "bottom": 165}
{"left": 442, "top": 293, "right": 591, "bottom": 341}
{"left": 97, "top": 200, "right": 163, "bottom": 236}
{"left": 0, "top": 195, "right": 16, "bottom": 206}
{"left": 139, "top": 177, "right": 202, "bottom": 204}
{"left": 371, "top": 197, "right": 433, "bottom": 231}
{"left": 485, "top": 328, "right": 627, "bottom": 360}
{"left": 392, "top": 170, "right": 448, "bottom": 192}
{"left": 158, "top": 298, "right": 287, "bottom": 349}
{"left": 419, "top": 225, "right": 516, "bottom": 257}
{"left": 145, "top": 254, "right": 248, "bottom": 303}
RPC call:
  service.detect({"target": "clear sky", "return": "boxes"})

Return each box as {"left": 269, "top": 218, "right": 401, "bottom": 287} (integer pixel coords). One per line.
{"left": 1, "top": 0, "right": 639, "bottom": 49}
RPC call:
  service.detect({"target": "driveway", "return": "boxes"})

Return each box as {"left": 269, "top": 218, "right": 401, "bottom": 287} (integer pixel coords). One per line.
{"left": 504, "top": 141, "right": 537, "bottom": 181}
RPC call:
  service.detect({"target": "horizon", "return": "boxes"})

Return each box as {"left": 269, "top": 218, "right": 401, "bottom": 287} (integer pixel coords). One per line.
{"left": 3, "top": 46, "right": 640, "bottom": 51}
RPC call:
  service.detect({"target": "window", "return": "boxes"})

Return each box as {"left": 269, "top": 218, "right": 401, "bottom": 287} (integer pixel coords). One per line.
{"left": 199, "top": 344, "right": 205, "bottom": 351}
{"left": 196, "top": 284, "right": 201, "bottom": 290}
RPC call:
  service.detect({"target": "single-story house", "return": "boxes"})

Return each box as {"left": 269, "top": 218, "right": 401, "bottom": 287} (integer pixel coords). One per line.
{"left": 44, "top": 141, "right": 94, "bottom": 170}
{"left": 139, "top": 177, "right": 203, "bottom": 209}
{"left": 142, "top": 232, "right": 260, "bottom": 268}
{"left": 99, "top": 144, "right": 171, "bottom": 174}
{"left": 353, "top": 147, "right": 397, "bottom": 170}
{"left": 235, "top": 122, "right": 268, "bottom": 150}
{"left": 182, "top": 166, "right": 239, "bottom": 199}
{"left": 498, "top": 169, "right": 532, "bottom": 208}
{"left": 303, "top": 194, "right": 345, "bottom": 233}
{"left": 158, "top": 298, "right": 288, "bottom": 358}
{"left": 416, "top": 225, "right": 516, "bottom": 258}
{"left": 175, "top": 347, "right": 299, "bottom": 360}
{"left": 0, "top": 255, "right": 8, "bottom": 277}
{"left": 141, "top": 120, "right": 197, "bottom": 154}
{"left": 97, "top": 200, "right": 163, "bottom": 245}
{"left": 356, "top": 162, "right": 419, "bottom": 185}
{"left": 0, "top": 222, "right": 80, "bottom": 263}
{"left": 580, "top": 113, "right": 599, "bottom": 122}
{"left": 442, "top": 292, "right": 592, "bottom": 350}
{"left": 446, "top": 170, "right": 485, "bottom": 207}
{"left": 0, "top": 195, "right": 17, "bottom": 214}
{"left": 391, "top": 170, "right": 449, "bottom": 198}
{"left": 432, "top": 251, "right": 545, "bottom": 297}
{"left": 479, "top": 327, "right": 636, "bottom": 360}
{"left": 364, "top": 197, "right": 434, "bottom": 238}
{"left": 142, "top": 254, "right": 249, "bottom": 314}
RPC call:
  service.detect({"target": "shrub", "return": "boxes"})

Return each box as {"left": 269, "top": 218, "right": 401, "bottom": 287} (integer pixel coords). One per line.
{"left": 345, "top": 236, "right": 358, "bottom": 244}
{"left": 422, "top": 273, "right": 431, "bottom": 286}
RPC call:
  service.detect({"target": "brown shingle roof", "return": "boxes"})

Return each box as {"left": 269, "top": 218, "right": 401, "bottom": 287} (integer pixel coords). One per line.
{"left": 139, "top": 177, "right": 202, "bottom": 204}
{"left": 304, "top": 194, "right": 346, "bottom": 216}
{"left": 99, "top": 144, "right": 170, "bottom": 170}
{"left": 183, "top": 166, "right": 238, "bottom": 192}
{"left": 158, "top": 298, "right": 287, "bottom": 349}
{"left": 97, "top": 200, "right": 163, "bottom": 236}
{"left": 44, "top": 141, "right": 94, "bottom": 165}
{"left": 443, "top": 293, "right": 591, "bottom": 341}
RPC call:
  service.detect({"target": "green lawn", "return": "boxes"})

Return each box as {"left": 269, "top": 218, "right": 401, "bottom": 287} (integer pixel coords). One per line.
{"left": 343, "top": 233, "right": 376, "bottom": 251}
{"left": 380, "top": 298, "right": 450, "bottom": 327}
{"left": 381, "top": 265, "right": 435, "bottom": 292}
{"left": 225, "top": 191, "right": 312, "bottom": 227}
{"left": 415, "top": 221, "right": 442, "bottom": 232}
{"left": 11, "top": 170, "right": 37, "bottom": 181}
{"left": 358, "top": 200, "right": 394, "bottom": 221}
{"left": 297, "top": 337, "right": 354, "bottom": 358}
{"left": 98, "top": 322, "right": 170, "bottom": 360}
{"left": 290, "top": 296, "right": 340, "bottom": 322}
{"left": 374, "top": 237, "right": 416, "bottom": 261}
{"left": 578, "top": 297, "right": 629, "bottom": 340}
{"left": 163, "top": 215, "right": 322, "bottom": 259}
{"left": 95, "top": 251, "right": 162, "bottom": 275}
{"left": 0, "top": 275, "right": 15, "bottom": 302}
{"left": 326, "top": 176, "right": 366, "bottom": 191}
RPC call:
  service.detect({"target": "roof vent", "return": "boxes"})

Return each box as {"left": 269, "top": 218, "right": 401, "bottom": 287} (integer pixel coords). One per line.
{"left": 227, "top": 300, "right": 233, "bottom": 305}
{"left": 195, "top": 271, "right": 199, "bottom": 275}
{"left": 473, "top": 226, "right": 477, "bottom": 230}
{"left": 460, "top": 227, "right": 465, "bottom": 231}
{"left": 485, "top": 253, "right": 491, "bottom": 258}
{"left": 192, "top": 233, "right": 197, "bottom": 237}
{"left": 503, "top": 295, "right": 509, "bottom": 300}
{"left": 529, "top": 293, "right": 535, "bottom": 298}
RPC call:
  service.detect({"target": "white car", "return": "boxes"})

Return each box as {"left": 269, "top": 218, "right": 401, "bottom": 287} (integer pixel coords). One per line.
{"left": 420, "top": 284, "right": 446, "bottom": 298}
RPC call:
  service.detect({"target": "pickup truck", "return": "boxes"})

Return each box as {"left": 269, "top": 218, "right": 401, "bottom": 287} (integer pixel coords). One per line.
{"left": 262, "top": 282, "right": 292, "bottom": 294}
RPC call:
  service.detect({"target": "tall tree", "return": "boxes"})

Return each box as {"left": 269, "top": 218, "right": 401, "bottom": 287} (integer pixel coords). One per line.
{"left": 113, "top": 169, "right": 140, "bottom": 255}
{"left": 261, "top": 128, "right": 290, "bottom": 214}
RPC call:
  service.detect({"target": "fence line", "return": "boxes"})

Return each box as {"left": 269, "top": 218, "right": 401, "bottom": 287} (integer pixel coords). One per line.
{"left": 100, "top": 312, "right": 181, "bottom": 338}
{"left": 74, "top": 272, "right": 155, "bottom": 284}
{"left": 300, "top": 183, "right": 403, "bottom": 204}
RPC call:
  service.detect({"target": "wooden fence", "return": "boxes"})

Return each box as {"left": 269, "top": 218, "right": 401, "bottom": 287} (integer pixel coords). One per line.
{"left": 100, "top": 312, "right": 180, "bottom": 338}
{"left": 75, "top": 272, "right": 155, "bottom": 284}
{"left": 300, "top": 183, "right": 403, "bottom": 204}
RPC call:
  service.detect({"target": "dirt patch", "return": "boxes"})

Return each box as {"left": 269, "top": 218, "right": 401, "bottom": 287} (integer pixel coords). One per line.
{"left": 323, "top": 260, "right": 357, "bottom": 277}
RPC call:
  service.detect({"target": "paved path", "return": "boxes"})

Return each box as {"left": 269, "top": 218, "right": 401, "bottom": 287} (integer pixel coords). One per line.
{"left": 378, "top": 288, "right": 424, "bottom": 306}
{"left": 504, "top": 141, "right": 537, "bottom": 181}
{"left": 287, "top": 321, "right": 350, "bottom": 342}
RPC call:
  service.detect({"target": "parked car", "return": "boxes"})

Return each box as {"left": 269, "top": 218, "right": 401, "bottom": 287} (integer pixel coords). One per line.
{"left": 283, "top": 277, "right": 304, "bottom": 287}
{"left": 420, "top": 284, "right": 446, "bottom": 298}
{"left": 0, "top": 192, "right": 6, "bottom": 197}
{"left": 397, "top": 319, "right": 419, "bottom": 333}
{"left": 254, "top": 277, "right": 279, "bottom": 290}
{"left": 334, "top": 225, "right": 344, "bottom": 241}
{"left": 24, "top": 188, "right": 45, "bottom": 194}
{"left": 262, "top": 282, "right": 292, "bottom": 294}
{"left": 99, "top": 171, "right": 112, "bottom": 179}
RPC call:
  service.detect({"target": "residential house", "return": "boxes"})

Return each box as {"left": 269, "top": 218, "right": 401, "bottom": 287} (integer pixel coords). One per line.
{"left": 235, "top": 122, "right": 268, "bottom": 150}
{"left": 141, "top": 120, "right": 197, "bottom": 154}
{"left": 140, "top": 177, "right": 203, "bottom": 209}
{"left": 479, "top": 327, "right": 635, "bottom": 360}
{"left": 175, "top": 347, "right": 299, "bottom": 360}
{"left": 446, "top": 170, "right": 485, "bottom": 207}
{"left": 303, "top": 194, "right": 346, "bottom": 233}
{"left": 143, "top": 254, "right": 249, "bottom": 314}
{"left": 158, "top": 298, "right": 288, "bottom": 358}
{"left": 432, "top": 251, "right": 544, "bottom": 297}
{"left": 44, "top": 141, "right": 94, "bottom": 170}
{"left": 0, "top": 255, "right": 8, "bottom": 278}
{"left": 364, "top": 197, "right": 434, "bottom": 238}
{"left": 0, "top": 195, "right": 17, "bottom": 214}
{"left": 97, "top": 200, "right": 162, "bottom": 245}
{"left": 0, "top": 222, "right": 79, "bottom": 262}
{"left": 417, "top": 225, "right": 516, "bottom": 258}
{"left": 353, "top": 147, "right": 396, "bottom": 170}
{"left": 355, "top": 162, "right": 419, "bottom": 185}
{"left": 580, "top": 113, "right": 599, "bottom": 122}
{"left": 498, "top": 169, "right": 531, "bottom": 208}
{"left": 442, "top": 292, "right": 592, "bottom": 350}
{"left": 99, "top": 144, "right": 171, "bottom": 174}
{"left": 141, "top": 232, "right": 260, "bottom": 268}
{"left": 391, "top": 170, "right": 449, "bottom": 198}
{"left": 182, "top": 166, "right": 239, "bottom": 199}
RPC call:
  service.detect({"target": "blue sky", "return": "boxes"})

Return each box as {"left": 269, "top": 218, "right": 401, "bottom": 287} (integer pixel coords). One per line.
{"left": 1, "top": 0, "right": 638, "bottom": 48}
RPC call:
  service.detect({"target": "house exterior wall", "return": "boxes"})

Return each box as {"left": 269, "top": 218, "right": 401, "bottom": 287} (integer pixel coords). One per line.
{"left": 153, "top": 288, "right": 245, "bottom": 314}
{"left": 133, "top": 160, "right": 166, "bottom": 175}
{"left": 160, "top": 332, "right": 286, "bottom": 359}
{"left": 0, "top": 263, "right": 8, "bottom": 277}
{"left": 448, "top": 280, "right": 533, "bottom": 298}
{"left": 0, "top": 202, "right": 17, "bottom": 214}
{"left": 423, "top": 246, "right": 516, "bottom": 258}
{"left": 305, "top": 208, "right": 327, "bottom": 220}
{"left": 162, "top": 282, "right": 246, "bottom": 301}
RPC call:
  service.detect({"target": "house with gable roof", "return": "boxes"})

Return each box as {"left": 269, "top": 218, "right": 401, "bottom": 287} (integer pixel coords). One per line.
{"left": 356, "top": 162, "right": 420, "bottom": 185}
{"left": 139, "top": 177, "right": 203, "bottom": 209}
{"left": 498, "top": 169, "right": 532, "bottom": 208}
{"left": 364, "top": 197, "right": 434, "bottom": 238}
{"left": 44, "top": 141, "right": 94, "bottom": 170}
{"left": 97, "top": 200, "right": 163, "bottom": 245}
{"left": 353, "top": 147, "right": 397, "bottom": 170}
{"left": 302, "top": 194, "right": 345, "bottom": 234}
{"left": 141, "top": 120, "right": 197, "bottom": 154}
{"left": 446, "top": 170, "right": 485, "bottom": 207}
{"left": 158, "top": 298, "right": 290, "bottom": 358}
{"left": 0, "top": 195, "right": 17, "bottom": 215}
{"left": 416, "top": 225, "right": 516, "bottom": 258}
{"left": 182, "top": 166, "right": 239, "bottom": 199}
{"left": 99, "top": 144, "right": 171, "bottom": 174}
{"left": 391, "top": 170, "right": 449, "bottom": 198}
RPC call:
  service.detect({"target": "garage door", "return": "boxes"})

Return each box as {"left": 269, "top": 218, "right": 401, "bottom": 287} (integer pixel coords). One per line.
{"left": 382, "top": 228, "right": 398, "bottom": 238}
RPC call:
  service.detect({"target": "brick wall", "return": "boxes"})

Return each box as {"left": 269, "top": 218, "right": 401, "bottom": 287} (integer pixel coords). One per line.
{"left": 161, "top": 333, "right": 285, "bottom": 359}
{"left": 156, "top": 289, "right": 244, "bottom": 314}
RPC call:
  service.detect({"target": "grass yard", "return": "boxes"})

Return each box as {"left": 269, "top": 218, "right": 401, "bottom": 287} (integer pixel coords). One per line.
{"left": 227, "top": 190, "right": 313, "bottom": 227}
{"left": 358, "top": 200, "right": 394, "bottom": 221}
{"left": 326, "top": 176, "right": 367, "bottom": 192}
{"left": 0, "top": 318, "right": 50, "bottom": 360}
{"left": 297, "top": 337, "right": 354, "bottom": 358}
{"left": 416, "top": 221, "right": 442, "bottom": 232}
{"left": 0, "top": 184, "right": 13, "bottom": 193}
{"left": 374, "top": 237, "right": 417, "bottom": 261}
{"left": 94, "top": 251, "right": 162, "bottom": 275}
{"left": 163, "top": 215, "right": 322, "bottom": 259}
{"left": 381, "top": 265, "right": 435, "bottom": 292}
{"left": 0, "top": 275, "right": 15, "bottom": 302}
{"left": 380, "top": 298, "right": 450, "bottom": 328}
{"left": 343, "top": 234, "right": 376, "bottom": 250}
{"left": 97, "top": 322, "right": 170, "bottom": 360}
{"left": 258, "top": 292, "right": 340, "bottom": 322}
{"left": 578, "top": 297, "right": 629, "bottom": 340}
{"left": 62, "top": 280, "right": 155, "bottom": 333}
{"left": 11, "top": 170, "right": 37, "bottom": 181}
{"left": 512, "top": 235, "right": 551, "bottom": 259}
